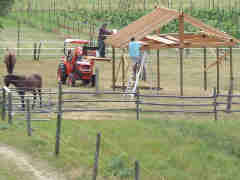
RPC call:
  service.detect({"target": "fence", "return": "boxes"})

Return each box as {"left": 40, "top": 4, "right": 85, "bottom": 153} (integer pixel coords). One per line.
{"left": 1, "top": 83, "right": 239, "bottom": 179}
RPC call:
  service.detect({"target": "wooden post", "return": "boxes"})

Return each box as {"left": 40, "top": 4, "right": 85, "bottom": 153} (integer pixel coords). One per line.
{"left": 179, "top": 48, "right": 184, "bottom": 96}
{"left": 92, "top": 133, "right": 101, "bottom": 180}
{"left": 136, "top": 88, "right": 140, "bottom": 120}
{"left": 213, "top": 87, "right": 218, "bottom": 121}
{"left": 17, "top": 21, "right": 20, "bottom": 56}
{"left": 8, "top": 92, "right": 12, "bottom": 125}
{"left": 55, "top": 82, "right": 62, "bottom": 156}
{"left": 229, "top": 47, "right": 233, "bottom": 83}
{"left": 2, "top": 88, "right": 6, "bottom": 121}
{"left": 135, "top": 160, "right": 140, "bottom": 180}
{"left": 112, "top": 47, "right": 116, "bottom": 91}
{"left": 26, "top": 99, "right": 32, "bottom": 136}
{"left": 203, "top": 47, "right": 207, "bottom": 90}
{"left": 95, "top": 67, "right": 100, "bottom": 95}
{"left": 122, "top": 55, "right": 125, "bottom": 90}
{"left": 216, "top": 48, "right": 220, "bottom": 94}
{"left": 157, "top": 49, "right": 160, "bottom": 90}
{"left": 179, "top": 12, "right": 184, "bottom": 96}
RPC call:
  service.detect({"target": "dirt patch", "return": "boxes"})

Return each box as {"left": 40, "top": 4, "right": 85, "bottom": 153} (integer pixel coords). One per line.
{"left": 0, "top": 144, "right": 66, "bottom": 180}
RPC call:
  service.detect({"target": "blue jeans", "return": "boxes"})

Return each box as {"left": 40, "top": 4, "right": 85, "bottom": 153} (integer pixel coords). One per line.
{"left": 98, "top": 40, "right": 106, "bottom": 57}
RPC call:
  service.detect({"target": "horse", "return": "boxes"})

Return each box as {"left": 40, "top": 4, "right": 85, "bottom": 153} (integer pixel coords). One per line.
{"left": 4, "top": 48, "right": 16, "bottom": 74}
{"left": 4, "top": 74, "right": 42, "bottom": 110}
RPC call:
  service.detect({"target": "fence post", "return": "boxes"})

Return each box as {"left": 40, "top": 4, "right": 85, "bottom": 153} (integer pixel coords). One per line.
{"left": 95, "top": 66, "right": 100, "bottom": 96}
{"left": 17, "top": 21, "right": 21, "bottom": 57}
{"left": 226, "top": 78, "right": 234, "bottom": 113}
{"left": 55, "top": 82, "right": 62, "bottom": 156}
{"left": 33, "top": 42, "right": 37, "bottom": 60}
{"left": 8, "top": 92, "right": 12, "bottom": 125}
{"left": 92, "top": 133, "right": 101, "bottom": 180}
{"left": 213, "top": 88, "right": 218, "bottom": 121}
{"left": 37, "top": 41, "right": 42, "bottom": 61}
{"left": 136, "top": 88, "right": 140, "bottom": 120}
{"left": 26, "top": 99, "right": 32, "bottom": 136}
{"left": 135, "top": 160, "right": 140, "bottom": 180}
{"left": 2, "top": 88, "right": 6, "bottom": 121}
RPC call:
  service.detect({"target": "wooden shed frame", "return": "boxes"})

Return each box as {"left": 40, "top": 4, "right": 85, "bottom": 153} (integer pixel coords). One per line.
{"left": 105, "top": 7, "right": 240, "bottom": 95}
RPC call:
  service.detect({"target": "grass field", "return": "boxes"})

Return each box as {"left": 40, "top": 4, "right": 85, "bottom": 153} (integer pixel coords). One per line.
{"left": 1, "top": 1, "right": 240, "bottom": 180}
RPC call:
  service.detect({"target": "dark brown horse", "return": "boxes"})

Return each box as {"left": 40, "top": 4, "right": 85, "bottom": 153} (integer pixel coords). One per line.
{"left": 4, "top": 74, "right": 42, "bottom": 110}
{"left": 4, "top": 49, "right": 16, "bottom": 74}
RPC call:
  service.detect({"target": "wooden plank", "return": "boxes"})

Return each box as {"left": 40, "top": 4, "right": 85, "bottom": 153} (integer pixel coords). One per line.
{"left": 184, "top": 14, "right": 239, "bottom": 44}
{"left": 84, "top": 56, "right": 111, "bottom": 62}
{"left": 119, "top": 13, "right": 178, "bottom": 48}
{"left": 164, "top": 35, "right": 180, "bottom": 42}
{"left": 105, "top": 9, "right": 178, "bottom": 48}
{"left": 145, "top": 35, "right": 176, "bottom": 44}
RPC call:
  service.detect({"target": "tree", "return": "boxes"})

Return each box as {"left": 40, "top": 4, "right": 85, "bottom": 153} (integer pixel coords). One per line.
{"left": 0, "top": 0, "right": 15, "bottom": 28}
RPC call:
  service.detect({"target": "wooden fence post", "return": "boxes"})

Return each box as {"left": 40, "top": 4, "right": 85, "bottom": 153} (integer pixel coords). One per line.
{"left": 26, "top": 99, "right": 32, "bottom": 136}
{"left": 55, "top": 82, "right": 63, "bottom": 156}
{"left": 95, "top": 66, "right": 100, "bottom": 95}
{"left": 136, "top": 88, "right": 140, "bottom": 120}
{"left": 2, "top": 88, "right": 6, "bottom": 121}
{"left": 8, "top": 92, "right": 12, "bottom": 125}
{"left": 33, "top": 42, "right": 37, "bottom": 60}
{"left": 17, "top": 21, "right": 21, "bottom": 56}
{"left": 37, "top": 42, "right": 42, "bottom": 61}
{"left": 92, "top": 133, "right": 101, "bottom": 180}
{"left": 135, "top": 160, "right": 140, "bottom": 180}
{"left": 213, "top": 88, "right": 218, "bottom": 121}
{"left": 226, "top": 77, "right": 234, "bottom": 113}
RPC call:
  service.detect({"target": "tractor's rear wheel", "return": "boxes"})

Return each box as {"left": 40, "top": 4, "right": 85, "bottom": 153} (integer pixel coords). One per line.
{"left": 67, "top": 73, "right": 75, "bottom": 87}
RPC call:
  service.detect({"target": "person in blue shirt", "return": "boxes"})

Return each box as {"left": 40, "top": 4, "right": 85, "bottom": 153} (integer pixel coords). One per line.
{"left": 128, "top": 37, "right": 146, "bottom": 81}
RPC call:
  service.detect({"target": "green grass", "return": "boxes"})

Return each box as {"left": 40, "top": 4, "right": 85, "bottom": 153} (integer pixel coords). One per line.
{"left": 0, "top": 1, "right": 240, "bottom": 179}
{"left": 1, "top": 117, "right": 240, "bottom": 180}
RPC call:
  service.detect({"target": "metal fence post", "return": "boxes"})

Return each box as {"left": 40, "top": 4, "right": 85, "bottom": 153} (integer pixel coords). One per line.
{"left": 2, "top": 88, "right": 6, "bottom": 121}
{"left": 8, "top": 92, "right": 12, "bottom": 125}
{"left": 92, "top": 133, "right": 101, "bottom": 180}
{"left": 26, "top": 99, "right": 32, "bottom": 136}
{"left": 55, "top": 82, "right": 62, "bottom": 156}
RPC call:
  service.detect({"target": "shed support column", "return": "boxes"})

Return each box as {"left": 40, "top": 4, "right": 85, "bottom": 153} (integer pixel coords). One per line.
{"left": 229, "top": 47, "right": 233, "bottom": 86}
{"left": 203, "top": 47, "right": 207, "bottom": 91}
{"left": 216, "top": 48, "right": 220, "bottom": 94}
{"left": 157, "top": 49, "right": 160, "bottom": 90}
{"left": 179, "top": 48, "right": 184, "bottom": 96}
{"left": 122, "top": 54, "right": 125, "bottom": 90}
{"left": 112, "top": 47, "right": 116, "bottom": 91}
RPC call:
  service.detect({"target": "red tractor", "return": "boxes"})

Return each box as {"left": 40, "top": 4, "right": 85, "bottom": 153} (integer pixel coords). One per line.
{"left": 57, "top": 39, "right": 98, "bottom": 87}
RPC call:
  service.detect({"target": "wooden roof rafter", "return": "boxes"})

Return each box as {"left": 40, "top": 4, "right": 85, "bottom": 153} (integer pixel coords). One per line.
{"left": 105, "top": 7, "right": 239, "bottom": 49}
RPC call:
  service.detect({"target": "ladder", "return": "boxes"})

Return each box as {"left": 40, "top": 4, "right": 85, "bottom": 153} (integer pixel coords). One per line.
{"left": 125, "top": 51, "right": 148, "bottom": 97}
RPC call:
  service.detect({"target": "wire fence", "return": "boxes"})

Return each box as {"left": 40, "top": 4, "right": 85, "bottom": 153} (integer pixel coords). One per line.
{"left": 1, "top": 82, "right": 240, "bottom": 179}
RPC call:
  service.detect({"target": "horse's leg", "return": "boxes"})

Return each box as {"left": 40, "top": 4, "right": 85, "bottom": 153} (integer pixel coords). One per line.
{"left": 32, "top": 90, "right": 37, "bottom": 109}
{"left": 38, "top": 89, "right": 42, "bottom": 108}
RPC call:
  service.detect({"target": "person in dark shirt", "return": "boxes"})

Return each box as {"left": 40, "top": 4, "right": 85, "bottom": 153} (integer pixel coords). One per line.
{"left": 98, "top": 23, "right": 112, "bottom": 57}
